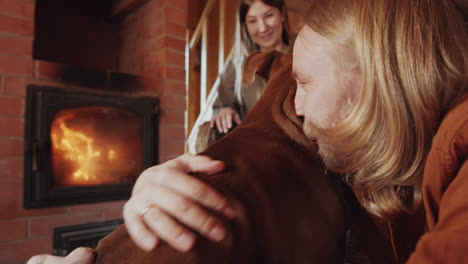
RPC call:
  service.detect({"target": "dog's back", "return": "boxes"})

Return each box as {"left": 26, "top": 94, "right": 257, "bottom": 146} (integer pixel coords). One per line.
{"left": 95, "top": 51, "right": 345, "bottom": 264}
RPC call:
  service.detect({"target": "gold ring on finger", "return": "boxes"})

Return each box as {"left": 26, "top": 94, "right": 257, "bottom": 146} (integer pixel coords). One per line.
{"left": 141, "top": 205, "right": 155, "bottom": 218}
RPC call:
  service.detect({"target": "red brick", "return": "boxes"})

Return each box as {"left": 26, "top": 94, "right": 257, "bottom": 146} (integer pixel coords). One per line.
{"left": 145, "top": 0, "right": 164, "bottom": 17}
{"left": 29, "top": 213, "right": 104, "bottom": 237}
{"left": 144, "top": 0, "right": 163, "bottom": 14}
{"left": 164, "top": 140, "right": 185, "bottom": 156}
{"left": 160, "top": 124, "right": 185, "bottom": 141}
{"left": 165, "top": 0, "right": 187, "bottom": 11}
{"left": 0, "top": 200, "right": 66, "bottom": 220}
{"left": 0, "top": 97, "right": 23, "bottom": 116}
{"left": 159, "top": 155, "right": 168, "bottom": 163}
{"left": 0, "top": 180, "right": 21, "bottom": 199}
{"left": 149, "top": 36, "right": 165, "bottom": 51}
{"left": 151, "top": 49, "right": 185, "bottom": 69}
{"left": 0, "top": 54, "right": 32, "bottom": 75}
{"left": 121, "top": 6, "right": 140, "bottom": 26}
{"left": 111, "top": 0, "right": 149, "bottom": 18}
{"left": 165, "top": 49, "right": 185, "bottom": 67}
{"left": 0, "top": 138, "right": 23, "bottom": 157}
{"left": 166, "top": 66, "right": 186, "bottom": 81}
{"left": 147, "top": 5, "right": 165, "bottom": 24}
{"left": 150, "top": 24, "right": 168, "bottom": 43}
{"left": 165, "top": 37, "right": 186, "bottom": 53}
{"left": 166, "top": 23, "right": 186, "bottom": 39}
{"left": 0, "top": 34, "right": 33, "bottom": 56}
{"left": 0, "top": 219, "right": 27, "bottom": 242}
{"left": 3, "top": 76, "right": 27, "bottom": 97}
{"left": 166, "top": 154, "right": 182, "bottom": 161}
{"left": 0, "top": 236, "right": 52, "bottom": 264}
{"left": 35, "top": 60, "right": 62, "bottom": 80}
{"left": 166, "top": 6, "right": 187, "bottom": 26}
{"left": 161, "top": 109, "right": 185, "bottom": 125}
{"left": 0, "top": 118, "right": 23, "bottom": 137}
{"left": 69, "top": 200, "right": 125, "bottom": 214}
{"left": 0, "top": 14, "right": 33, "bottom": 37}
{"left": 0, "top": 0, "right": 35, "bottom": 19}
{"left": 102, "top": 209, "right": 123, "bottom": 221}
{"left": 145, "top": 65, "right": 167, "bottom": 79}
{"left": 165, "top": 79, "right": 186, "bottom": 96}
{"left": 0, "top": 158, "right": 23, "bottom": 179}
{"left": 151, "top": 50, "right": 166, "bottom": 67}
{"left": 139, "top": 77, "right": 164, "bottom": 94}
{"left": 160, "top": 94, "right": 186, "bottom": 111}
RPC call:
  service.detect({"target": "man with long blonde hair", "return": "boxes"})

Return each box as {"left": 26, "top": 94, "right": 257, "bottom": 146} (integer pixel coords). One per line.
{"left": 293, "top": 0, "right": 467, "bottom": 262}
{"left": 29, "top": 0, "right": 467, "bottom": 263}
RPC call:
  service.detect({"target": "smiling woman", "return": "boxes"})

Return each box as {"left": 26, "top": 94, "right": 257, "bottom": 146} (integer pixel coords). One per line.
{"left": 209, "top": 0, "right": 295, "bottom": 135}
{"left": 240, "top": 0, "right": 291, "bottom": 53}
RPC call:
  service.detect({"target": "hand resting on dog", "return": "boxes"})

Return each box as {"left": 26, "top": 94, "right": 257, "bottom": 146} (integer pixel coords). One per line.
{"left": 94, "top": 50, "right": 346, "bottom": 264}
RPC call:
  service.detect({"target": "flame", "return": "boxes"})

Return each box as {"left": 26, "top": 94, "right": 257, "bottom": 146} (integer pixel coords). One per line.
{"left": 50, "top": 107, "right": 143, "bottom": 186}
{"left": 51, "top": 116, "right": 107, "bottom": 183}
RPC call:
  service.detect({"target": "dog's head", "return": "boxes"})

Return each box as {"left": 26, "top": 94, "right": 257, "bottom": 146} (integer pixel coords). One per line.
{"left": 242, "top": 50, "right": 291, "bottom": 86}
{"left": 240, "top": 50, "right": 316, "bottom": 150}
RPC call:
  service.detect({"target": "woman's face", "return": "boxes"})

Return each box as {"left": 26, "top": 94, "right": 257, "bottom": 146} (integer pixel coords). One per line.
{"left": 245, "top": 0, "right": 285, "bottom": 52}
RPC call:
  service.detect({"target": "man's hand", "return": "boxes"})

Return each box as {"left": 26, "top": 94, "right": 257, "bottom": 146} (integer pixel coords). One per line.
{"left": 123, "top": 154, "right": 235, "bottom": 252}
{"left": 27, "top": 247, "right": 95, "bottom": 264}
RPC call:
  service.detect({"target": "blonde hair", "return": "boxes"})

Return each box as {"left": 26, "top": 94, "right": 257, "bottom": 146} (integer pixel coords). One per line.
{"left": 305, "top": 0, "right": 468, "bottom": 219}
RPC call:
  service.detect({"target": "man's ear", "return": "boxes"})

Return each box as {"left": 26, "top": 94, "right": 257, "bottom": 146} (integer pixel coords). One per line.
{"left": 242, "top": 51, "right": 277, "bottom": 86}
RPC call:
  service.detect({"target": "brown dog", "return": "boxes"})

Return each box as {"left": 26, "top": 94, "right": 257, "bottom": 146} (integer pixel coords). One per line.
{"left": 95, "top": 51, "right": 346, "bottom": 264}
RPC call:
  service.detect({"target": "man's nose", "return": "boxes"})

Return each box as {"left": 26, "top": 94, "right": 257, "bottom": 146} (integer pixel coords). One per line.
{"left": 294, "top": 89, "right": 305, "bottom": 116}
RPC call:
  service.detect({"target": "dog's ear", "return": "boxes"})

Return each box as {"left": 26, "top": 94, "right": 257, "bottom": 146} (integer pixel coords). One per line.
{"left": 242, "top": 50, "right": 290, "bottom": 86}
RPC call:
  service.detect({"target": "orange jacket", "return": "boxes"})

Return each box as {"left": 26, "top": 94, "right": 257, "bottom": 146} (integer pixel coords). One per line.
{"left": 406, "top": 95, "right": 468, "bottom": 263}
{"left": 347, "top": 94, "right": 468, "bottom": 263}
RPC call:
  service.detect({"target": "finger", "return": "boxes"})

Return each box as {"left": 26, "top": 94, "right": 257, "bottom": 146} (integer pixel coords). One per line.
{"left": 210, "top": 118, "right": 215, "bottom": 128}
{"left": 123, "top": 201, "right": 159, "bottom": 251}
{"left": 154, "top": 167, "right": 235, "bottom": 218}
{"left": 226, "top": 114, "right": 233, "bottom": 130}
{"left": 66, "top": 247, "right": 96, "bottom": 264}
{"left": 26, "top": 248, "right": 95, "bottom": 264}
{"left": 133, "top": 155, "right": 221, "bottom": 194}
{"left": 156, "top": 159, "right": 235, "bottom": 219}
{"left": 221, "top": 117, "right": 228, "bottom": 133}
{"left": 27, "top": 255, "right": 65, "bottom": 264}
{"left": 145, "top": 186, "right": 227, "bottom": 244}
{"left": 234, "top": 113, "right": 242, "bottom": 125}
{"left": 176, "top": 154, "right": 225, "bottom": 175}
{"left": 215, "top": 117, "right": 223, "bottom": 133}
{"left": 142, "top": 203, "right": 196, "bottom": 252}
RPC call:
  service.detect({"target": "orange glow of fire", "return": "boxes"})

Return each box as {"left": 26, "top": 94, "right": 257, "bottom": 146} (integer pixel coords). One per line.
{"left": 51, "top": 114, "right": 119, "bottom": 185}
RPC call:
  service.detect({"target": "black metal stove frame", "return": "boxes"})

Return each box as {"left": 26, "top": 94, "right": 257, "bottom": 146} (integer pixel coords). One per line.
{"left": 24, "top": 85, "right": 159, "bottom": 209}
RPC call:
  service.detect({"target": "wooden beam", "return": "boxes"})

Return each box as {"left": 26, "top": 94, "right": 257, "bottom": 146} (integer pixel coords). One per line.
{"left": 189, "top": 0, "right": 216, "bottom": 49}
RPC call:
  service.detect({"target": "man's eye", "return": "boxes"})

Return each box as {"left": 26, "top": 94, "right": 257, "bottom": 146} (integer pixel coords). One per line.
{"left": 248, "top": 20, "right": 256, "bottom": 24}
{"left": 265, "top": 13, "right": 274, "bottom": 18}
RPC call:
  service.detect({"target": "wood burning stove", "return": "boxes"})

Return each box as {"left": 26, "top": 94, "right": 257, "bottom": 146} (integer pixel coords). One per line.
{"left": 53, "top": 219, "right": 124, "bottom": 256}
{"left": 24, "top": 85, "right": 159, "bottom": 208}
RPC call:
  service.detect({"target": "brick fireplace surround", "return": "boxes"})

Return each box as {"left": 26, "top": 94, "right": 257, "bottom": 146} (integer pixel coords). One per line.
{"left": 0, "top": 0, "right": 187, "bottom": 263}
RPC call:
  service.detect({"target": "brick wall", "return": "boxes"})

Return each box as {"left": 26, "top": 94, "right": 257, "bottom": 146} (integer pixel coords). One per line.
{"left": 0, "top": 0, "right": 188, "bottom": 263}
{"left": 121, "top": 0, "right": 187, "bottom": 162}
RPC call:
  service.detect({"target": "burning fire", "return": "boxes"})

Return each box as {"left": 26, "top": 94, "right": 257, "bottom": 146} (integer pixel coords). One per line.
{"left": 50, "top": 107, "right": 142, "bottom": 186}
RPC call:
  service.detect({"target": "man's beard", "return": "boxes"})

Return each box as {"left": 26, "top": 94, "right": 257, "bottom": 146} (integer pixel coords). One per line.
{"left": 302, "top": 96, "right": 354, "bottom": 170}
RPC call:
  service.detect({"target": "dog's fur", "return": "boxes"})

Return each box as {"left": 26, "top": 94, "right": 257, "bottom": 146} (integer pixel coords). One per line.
{"left": 95, "top": 51, "right": 346, "bottom": 264}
